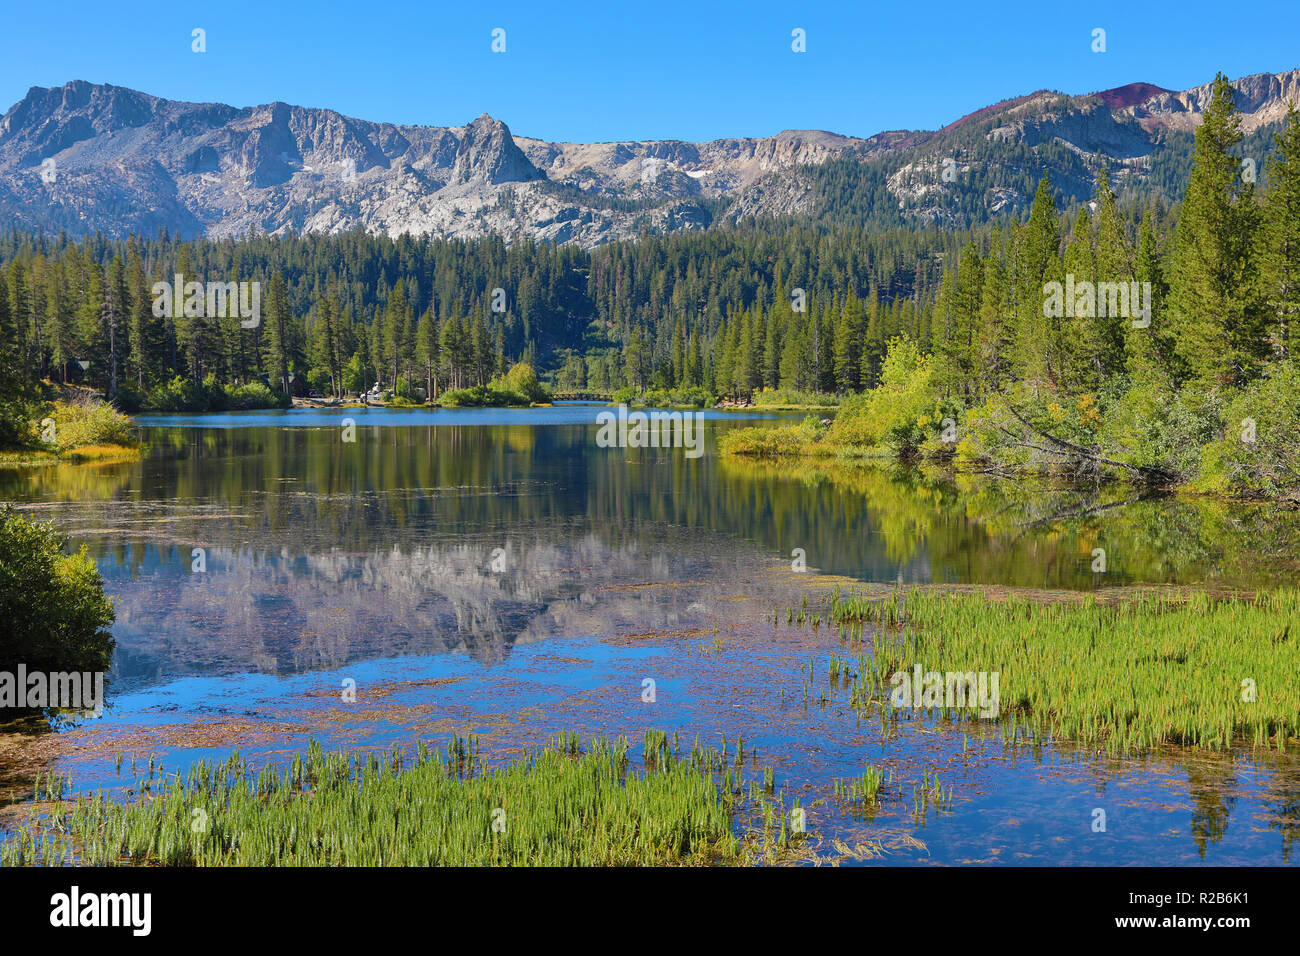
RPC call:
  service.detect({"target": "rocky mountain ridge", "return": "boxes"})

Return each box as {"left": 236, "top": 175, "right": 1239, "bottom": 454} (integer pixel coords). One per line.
{"left": 1, "top": 68, "right": 1297, "bottom": 245}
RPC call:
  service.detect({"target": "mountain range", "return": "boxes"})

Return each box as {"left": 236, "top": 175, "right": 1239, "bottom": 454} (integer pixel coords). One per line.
{"left": 2, "top": 68, "right": 1298, "bottom": 246}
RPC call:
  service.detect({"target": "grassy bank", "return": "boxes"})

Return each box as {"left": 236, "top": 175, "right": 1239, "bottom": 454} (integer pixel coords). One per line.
{"left": 808, "top": 587, "right": 1300, "bottom": 753}
{"left": 2, "top": 732, "right": 796, "bottom": 866}
{"left": 721, "top": 337, "right": 1300, "bottom": 503}
{"left": 0, "top": 394, "right": 141, "bottom": 466}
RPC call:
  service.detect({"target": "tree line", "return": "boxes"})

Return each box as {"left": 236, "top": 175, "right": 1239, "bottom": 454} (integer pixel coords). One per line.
{"left": 0, "top": 73, "right": 1293, "bottom": 418}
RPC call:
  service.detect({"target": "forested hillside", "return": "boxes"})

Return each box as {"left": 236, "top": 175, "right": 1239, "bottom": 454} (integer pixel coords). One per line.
{"left": 1, "top": 74, "right": 1298, "bottom": 500}
{"left": 0, "top": 215, "right": 975, "bottom": 407}
{"left": 723, "top": 76, "right": 1300, "bottom": 500}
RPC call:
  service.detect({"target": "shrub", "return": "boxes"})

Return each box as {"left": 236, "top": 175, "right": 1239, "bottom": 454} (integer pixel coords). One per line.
{"left": 226, "top": 381, "right": 288, "bottom": 410}
{"left": 824, "top": 337, "right": 955, "bottom": 456}
{"left": 439, "top": 384, "right": 525, "bottom": 407}
{"left": 957, "top": 383, "right": 1111, "bottom": 477}
{"left": 306, "top": 368, "right": 333, "bottom": 395}
{"left": 958, "top": 379, "right": 1219, "bottom": 484}
{"left": 1099, "top": 381, "right": 1222, "bottom": 481}
{"left": 674, "top": 386, "right": 715, "bottom": 408}
{"left": 49, "top": 396, "right": 135, "bottom": 451}
{"left": 145, "top": 375, "right": 222, "bottom": 411}
{"left": 0, "top": 507, "right": 116, "bottom": 723}
{"left": 111, "top": 383, "right": 146, "bottom": 414}
{"left": 751, "top": 387, "right": 839, "bottom": 408}
{"left": 439, "top": 365, "right": 549, "bottom": 408}
{"left": 719, "top": 416, "right": 827, "bottom": 457}
{"left": 500, "top": 362, "right": 550, "bottom": 404}
{"left": 613, "top": 385, "right": 715, "bottom": 408}
{"left": 1194, "top": 362, "right": 1300, "bottom": 499}
{"left": 144, "top": 376, "right": 288, "bottom": 411}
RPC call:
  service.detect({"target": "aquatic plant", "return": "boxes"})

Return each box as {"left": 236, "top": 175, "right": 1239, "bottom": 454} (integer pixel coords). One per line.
{"left": 820, "top": 586, "right": 1300, "bottom": 753}
{"left": 834, "top": 766, "right": 889, "bottom": 805}
{"left": 2, "top": 733, "right": 794, "bottom": 867}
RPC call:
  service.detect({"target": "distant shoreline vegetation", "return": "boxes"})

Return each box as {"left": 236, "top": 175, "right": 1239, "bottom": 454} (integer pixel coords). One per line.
{"left": 116, "top": 375, "right": 289, "bottom": 413}
{"left": 436, "top": 362, "right": 551, "bottom": 407}
{"left": 1, "top": 78, "right": 1296, "bottom": 497}
{"left": 722, "top": 80, "right": 1300, "bottom": 504}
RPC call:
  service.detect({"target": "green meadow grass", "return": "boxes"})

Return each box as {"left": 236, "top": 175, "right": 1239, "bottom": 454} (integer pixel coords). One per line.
{"left": 2, "top": 733, "right": 793, "bottom": 867}
{"left": 817, "top": 587, "right": 1300, "bottom": 754}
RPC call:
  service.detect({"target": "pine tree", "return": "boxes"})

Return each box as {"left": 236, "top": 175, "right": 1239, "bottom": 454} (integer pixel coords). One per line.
{"left": 263, "top": 272, "right": 292, "bottom": 394}
{"left": 975, "top": 240, "right": 1012, "bottom": 395}
{"left": 1167, "top": 73, "right": 1267, "bottom": 389}
{"left": 832, "top": 292, "right": 863, "bottom": 392}
{"left": 104, "top": 255, "right": 128, "bottom": 398}
{"left": 1262, "top": 105, "right": 1300, "bottom": 363}
{"left": 1086, "top": 168, "right": 1132, "bottom": 385}
{"left": 1014, "top": 176, "right": 1061, "bottom": 386}
{"left": 1061, "top": 206, "right": 1096, "bottom": 390}
{"left": 1127, "top": 210, "right": 1173, "bottom": 385}
{"left": 416, "top": 307, "right": 440, "bottom": 399}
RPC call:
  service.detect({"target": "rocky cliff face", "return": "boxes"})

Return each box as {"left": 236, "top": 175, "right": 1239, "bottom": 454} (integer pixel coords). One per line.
{"left": 452, "top": 114, "right": 542, "bottom": 186}
{"left": 2, "top": 68, "right": 1297, "bottom": 245}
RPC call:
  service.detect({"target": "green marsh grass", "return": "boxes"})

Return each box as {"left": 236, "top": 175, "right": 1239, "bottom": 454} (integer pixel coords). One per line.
{"left": 834, "top": 766, "right": 892, "bottom": 821}
{"left": 2, "top": 734, "right": 795, "bottom": 867}
{"left": 911, "top": 771, "right": 954, "bottom": 825}
{"left": 820, "top": 587, "right": 1300, "bottom": 753}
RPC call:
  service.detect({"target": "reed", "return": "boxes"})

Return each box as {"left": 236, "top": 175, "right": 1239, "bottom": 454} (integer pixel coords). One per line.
{"left": 2, "top": 733, "right": 793, "bottom": 867}
{"left": 911, "top": 770, "right": 953, "bottom": 824}
{"left": 834, "top": 766, "right": 889, "bottom": 804}
{"left": 819, "top": 587, "right": 1300, "bottom": 753}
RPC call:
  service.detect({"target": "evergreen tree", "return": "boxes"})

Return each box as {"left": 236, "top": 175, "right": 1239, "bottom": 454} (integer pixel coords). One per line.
{"left": 1167, "top": 74, "right": 1267, "bottom": 389}
{"left": 1262, "top": 105, "right": 1300, "bottom": 363}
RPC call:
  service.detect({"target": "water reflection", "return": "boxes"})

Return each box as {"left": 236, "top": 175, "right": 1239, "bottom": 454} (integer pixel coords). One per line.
{"left": 3, "top": 409, "right": 1300, "bottom": 864}
{"left": 3, "top": 411, "right": 1298, "bottom": 691}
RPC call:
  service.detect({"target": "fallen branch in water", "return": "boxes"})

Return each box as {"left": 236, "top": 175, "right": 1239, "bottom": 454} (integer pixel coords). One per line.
{"left": 1003, "top": 403, "right": 1178, "bottom": 484}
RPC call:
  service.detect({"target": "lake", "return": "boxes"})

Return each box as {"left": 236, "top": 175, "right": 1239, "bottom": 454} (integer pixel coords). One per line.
{"left": 3, "top": 402, "right": 1299, "bottom": 865}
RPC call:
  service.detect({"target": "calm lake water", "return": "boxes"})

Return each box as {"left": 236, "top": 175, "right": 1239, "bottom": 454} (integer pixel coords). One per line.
{"left": 3, "top": 402, "right": 1299, "bottom": 865}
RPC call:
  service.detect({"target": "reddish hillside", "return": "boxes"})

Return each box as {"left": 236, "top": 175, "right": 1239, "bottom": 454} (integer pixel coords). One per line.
{"left": 938, "top": 92, "right": 1047, "bottom": 134}
{"left": 1092, "top": 82, "right": 1173, "bottom": 110}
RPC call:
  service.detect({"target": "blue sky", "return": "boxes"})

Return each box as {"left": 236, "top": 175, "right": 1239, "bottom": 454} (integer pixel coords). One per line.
{"left": 3, "top": 0, "right": 1298, "bottom": 142}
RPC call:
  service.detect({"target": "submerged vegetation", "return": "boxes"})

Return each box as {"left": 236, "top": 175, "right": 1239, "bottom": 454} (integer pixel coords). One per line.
{"left": 1, "top": 732, "right": 799, "bottom": 866}
{"left": 811, "top": 587, "right": 1300, "bottom": 753}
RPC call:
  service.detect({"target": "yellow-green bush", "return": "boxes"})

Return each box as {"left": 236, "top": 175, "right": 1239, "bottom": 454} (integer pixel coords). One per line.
{"left": 718, "top": 416, "right": 828, "bottom": 457}
{"left": 48, "top": 397, "right": 135, "bottom": 452}
{"left": 823, "top": 337, "right": 954, "bottom": 456}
